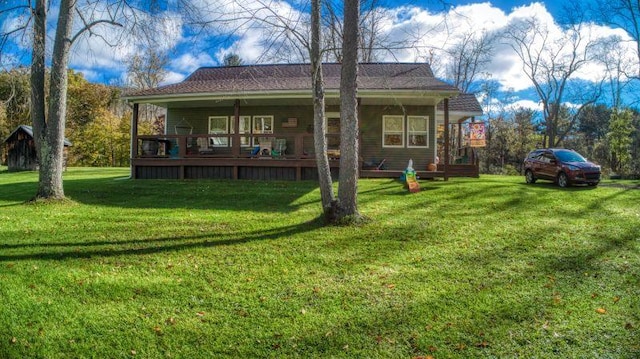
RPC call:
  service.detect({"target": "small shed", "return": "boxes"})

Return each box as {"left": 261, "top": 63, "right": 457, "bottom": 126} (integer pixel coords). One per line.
{"left": 2, "top": 125, "right": 72, "bottom": 172}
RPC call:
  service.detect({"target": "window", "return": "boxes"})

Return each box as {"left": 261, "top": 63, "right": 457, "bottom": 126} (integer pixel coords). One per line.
{"left": 326, "top": 114, "right": 340, "bottom": 151}
{"left": 383, "top": 115, "right": 404, "bottom": 147}
{"left": 407, "top": 116, "right": 429, "bottom": 148}
{"left": 208, "top": 116, "right": 229, "bottom": 147}
{"left": 253, "top": 116, "right": 273, "bottom": 134}
{"left": 231, "top": 115, "right": 252, "bottom": 146}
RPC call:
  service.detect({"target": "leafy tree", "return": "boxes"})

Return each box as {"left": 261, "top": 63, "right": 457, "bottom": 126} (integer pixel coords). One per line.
{"left": 71, "top": 109, "right": 142, "bottom": 167}
{"left": 629, "top": 111, "right": 640, "bottom": 178}
{"left": 575, "top": 104, "right": 611, "bottom": 164}
{"left": 67, "top": 70, "right": 116, "bottom": 128}
{"left": 223, "top": 53, "right": 243, "bottom": 66}
{"left": 0, "top": 69, "right": 31, "bottom": 137}
{"left": 608, "top": 109, "right": 634, "bottom": 174}
{"left": 577, "top": 104, "right": 612, "bottom": 145}
{"left": 64, "top": 70, "right": 131, "bottom": 166}
{"left": 512, "top": 107, "right": 539, "bottom": 171}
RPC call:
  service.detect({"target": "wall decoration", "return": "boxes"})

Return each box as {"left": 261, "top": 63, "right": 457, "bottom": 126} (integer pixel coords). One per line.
{"left": 282, "top": 117, "right": 298, "bottom": 128}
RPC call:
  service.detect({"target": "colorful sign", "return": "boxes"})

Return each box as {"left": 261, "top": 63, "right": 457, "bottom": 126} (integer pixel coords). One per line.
{"left": 469, "top": 122, "right": 486, "bottom": 147}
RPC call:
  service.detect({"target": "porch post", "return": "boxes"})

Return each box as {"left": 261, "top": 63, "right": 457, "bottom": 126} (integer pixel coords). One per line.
{"left": 443, "top": 98, "right": 450, "bottom": 181}
{"left": 130, "top": 103, "right": 139, "bottom": 179}
{"left": 457, "top": 120, "right": 462, "bottom": 157}
{"left": 232, "top": 99, "right": 240, "bottom": 157}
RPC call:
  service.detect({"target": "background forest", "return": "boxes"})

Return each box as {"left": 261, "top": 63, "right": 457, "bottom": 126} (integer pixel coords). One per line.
{"left": 0, "top": 68, "right": 157, "bottom": 168}
{"left": 477, "top": 104, "right": 640, "bottom": 178}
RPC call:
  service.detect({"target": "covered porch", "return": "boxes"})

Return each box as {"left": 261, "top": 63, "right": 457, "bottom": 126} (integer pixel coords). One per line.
{"left": 129, "top": 97, "right": 479, "bottom": 181}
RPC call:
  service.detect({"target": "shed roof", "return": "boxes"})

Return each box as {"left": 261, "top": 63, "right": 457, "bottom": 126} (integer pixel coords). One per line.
{"left": 3, "top": 125, "right": 72, "bottom": 146}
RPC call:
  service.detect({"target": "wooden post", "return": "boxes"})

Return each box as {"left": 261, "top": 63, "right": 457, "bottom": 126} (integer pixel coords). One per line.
{"left": 178, "top": 136, "right": 187, "bottom": 158}
{"left": 232, "top": 99, "right": 240, "bottom": 157}
{"left": 130, "top": 103, "right": 139, "bottom": 179}
{"left": 444, "top": 98, "right": 450, "bottom": 181}
{"left": 457, "top": 121, "right": 462, "bottom": 157}
{"left": 295, "top": 134, "right": 304, "bottom": 158}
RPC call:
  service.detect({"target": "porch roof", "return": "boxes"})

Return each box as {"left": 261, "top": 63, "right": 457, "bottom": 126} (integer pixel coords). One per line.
{"left": 436, "top": 93, "right": 484, "bottom": 122}
{"left": 124, "top": 63, "right": 460, "bottom": 106}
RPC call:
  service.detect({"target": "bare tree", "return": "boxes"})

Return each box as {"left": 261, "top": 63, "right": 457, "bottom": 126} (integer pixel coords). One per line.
{"left": 594, "top": 35, "right": 636, "bottom": 108}
{"left": 0, "top": 0, "right": 190, "bottom": 199}
{"left": 310, "top": 0, "right": 336, "bottom": 214}
{"left": 31, "top": 0, "right": 68, "bottom": 199}
{"left": 2, "top": 0, "right": 131, "bottom": 199}
{"left": 596, "top": 0, "right": 640, "bottom": 79}
{"left": 201, "top": 0, "right": 363, "bottom": 222}
{"left": 446, "top": 30, "right": 496, "bottom": 93}
{"left": 504, "top": 16, "right": 602, "bottom": 147}
{"left": 126, "top": 46, "right": 168, "bottom": 134}
{"left": 323, "top": 0, "right": 391, "bottom": 62}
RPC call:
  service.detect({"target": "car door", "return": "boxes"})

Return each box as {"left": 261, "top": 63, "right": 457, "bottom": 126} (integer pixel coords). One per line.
{"left": 537, "top": 151, "right": 558, "bottom": 180}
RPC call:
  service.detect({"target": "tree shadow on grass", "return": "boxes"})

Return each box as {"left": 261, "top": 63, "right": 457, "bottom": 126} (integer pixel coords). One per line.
{"left": 0, "top": 176, "right": 323, "bottom": 213}
{"left": 0, "top": 218, "right": 324, "bottom": 262}
{"left": 0, "top": 179, "right": 38, "bottom": 205}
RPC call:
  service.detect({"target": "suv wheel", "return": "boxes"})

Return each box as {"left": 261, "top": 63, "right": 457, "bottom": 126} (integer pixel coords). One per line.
{"left": 525, "top": 170, "right": 536, "bottom": 184}
{"left": 557, "top": 172, "right": 569, "bottom": 188}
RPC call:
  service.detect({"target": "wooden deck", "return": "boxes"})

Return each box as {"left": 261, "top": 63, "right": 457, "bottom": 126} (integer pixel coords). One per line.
{"left": 131, "top": 134, "right": 479, "bottom": 181}
{"left": 133, "top": 157, "right": 339, "bottom": 181}
{"left": 133, "top": 157, "right": 478, "bottom": 181}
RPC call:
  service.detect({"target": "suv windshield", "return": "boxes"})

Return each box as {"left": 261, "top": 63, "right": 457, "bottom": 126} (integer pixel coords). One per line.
{"left": 555, "top": 150, "right": 586, "bottom": 163}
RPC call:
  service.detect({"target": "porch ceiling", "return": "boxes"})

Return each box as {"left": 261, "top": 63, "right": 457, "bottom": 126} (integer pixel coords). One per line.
{"left": 151, "top": 92, "right": 449, "bottom": 109}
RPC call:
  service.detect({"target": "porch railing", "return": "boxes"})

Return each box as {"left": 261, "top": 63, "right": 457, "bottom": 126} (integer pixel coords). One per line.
{"left": 135, "top": 133, "right": 338, "bottom": 160}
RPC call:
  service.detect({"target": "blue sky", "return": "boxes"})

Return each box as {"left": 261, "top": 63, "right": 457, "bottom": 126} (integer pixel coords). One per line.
{"left": 0, "top": 0, "right": 635, "bottom": 110}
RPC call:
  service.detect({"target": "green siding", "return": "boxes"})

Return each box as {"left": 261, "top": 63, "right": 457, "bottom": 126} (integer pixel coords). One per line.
{"left": 360, "top": 105, "right": 436, "bottom": 171}
{"left": 166, "top": 103, "right": 436, "bottom": 171}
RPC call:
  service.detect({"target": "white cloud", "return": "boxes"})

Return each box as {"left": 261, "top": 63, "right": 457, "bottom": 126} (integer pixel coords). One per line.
{"left": 75, "top": 68, "right": 99, "bottom": 81}
{"left": 170, "top": 53, "right": 214, "bottom": 74}
{"left": 162, "top": 71, "right": 187, "bottom": 85}
{"left": 505, "top": 99, "right": 542, "bottom": 112}
{"left": 6, "top": 0, "right": 635, "bottom": 102}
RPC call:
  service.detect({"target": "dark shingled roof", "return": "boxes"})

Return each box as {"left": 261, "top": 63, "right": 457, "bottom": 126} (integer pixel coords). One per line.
{"left": 126, "top": 63, "right": 459, "bottom": 98}
{"left": 439, "top": 93, "right": 483, "bottom": 114}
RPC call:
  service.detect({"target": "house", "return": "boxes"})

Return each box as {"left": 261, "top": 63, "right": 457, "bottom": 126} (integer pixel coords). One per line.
{"left": 123, "top": 63, "right": 482, "bottom": 180}
{"left": 2, "top": 125, "right": 72, "bottom": 172}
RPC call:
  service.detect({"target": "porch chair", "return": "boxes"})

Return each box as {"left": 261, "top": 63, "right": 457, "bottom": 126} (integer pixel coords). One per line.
{"left": 257, "top": 137, "right": 272, "bottom": 156}
{"left": 272, "top": 138, "right": 287, "bottom": 157}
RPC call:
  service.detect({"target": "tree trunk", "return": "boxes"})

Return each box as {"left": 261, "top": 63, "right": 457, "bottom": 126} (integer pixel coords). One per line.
{"left": 336, "top": 0, "right": 361, "bottom": 221}
{"left": 30, "top": 0, "right": 46, "bottom": 165}
{"left": 311, "top": 0, "right": 335, "bottom": 214}
{"left": 33, "top": 0, "right": 76, "bottom": 200}
{"left": 30, "top": 0, "right": 54, "bottom": 199}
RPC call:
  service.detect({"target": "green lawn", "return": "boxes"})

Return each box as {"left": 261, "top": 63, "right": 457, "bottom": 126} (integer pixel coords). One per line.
{"left": 1, "top": 167, "right": 638, "bottom": 358}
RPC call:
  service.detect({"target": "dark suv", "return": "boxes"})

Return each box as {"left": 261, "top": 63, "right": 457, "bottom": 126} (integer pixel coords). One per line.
{"left": 524, "top": 148, "right": 601, "bottom": 187}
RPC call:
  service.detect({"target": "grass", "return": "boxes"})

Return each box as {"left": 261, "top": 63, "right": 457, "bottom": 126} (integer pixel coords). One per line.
{"left": 0, "top": 167, "right": 638, "bottom": 358}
